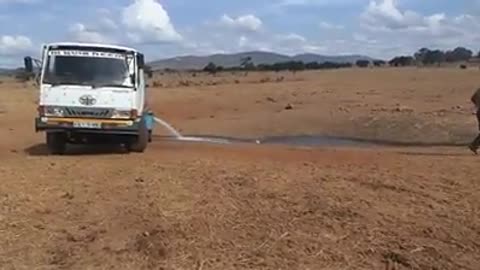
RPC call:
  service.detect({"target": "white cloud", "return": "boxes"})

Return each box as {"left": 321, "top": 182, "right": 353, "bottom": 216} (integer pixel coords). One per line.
{"left": 179, "top": 40, "right": 227, "bottom": 56}
{"left": 121, "top": 0, "right": 181, "bottom": 43}
{"left": 360, "top": 0, "right": 465, "bottom": 38}
{"left": 276, "top": 33, "right": 327, "bottom": 54}
{"left": 4, "top": 0, "right": 480, "bottom": 65}
{"left": 361, "top": 0, "right": 426, "bottom": 30}
{"left": 353, "top": 33, "right": 377, "bottom": 44}
{"left": 277, "top": 33, "right": 307, "bottom": 43}
{"left": 235, "top": 35, "right": 272, "bottom": 52}
{"left": 0, "top": 35, "right": 32, "bottom": 55}
{"left": 64, "top": 0, "right": 181, "bottom": 46}
{"left": 238, "top": 35, "right": 248, "bottom": 48}
{"left": 176, "top": 16, "right": 331, "bottom": 58}
{"left": 0, "top": 0, "right": 41, "bottom": 3}
{"left": 98, "top": 17, "right": 118, "bottom": 32}
{"left": 93, "top": 8, "right": 118, "bottom": 32}
{"left": 68, "top": 23, "right": 112, "bottom": 44}
{"left": 319, "top": 21, "right": 344, "bottom": 30}
{"left": 220, "top": 14, "right": 263, "bottom": 32}
{"left": 355, "top": 0, "right": 479, "bottom": 57}
{"left": 301, "top": 44, "right": 327, "bottom": 53}
{"left": 276, "top": 0, "right": 365, "bottom": 7}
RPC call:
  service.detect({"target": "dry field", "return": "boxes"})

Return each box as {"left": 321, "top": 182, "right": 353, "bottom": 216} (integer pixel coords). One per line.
{"left": 0, "top": 67, "right": 480, "bottom": 270}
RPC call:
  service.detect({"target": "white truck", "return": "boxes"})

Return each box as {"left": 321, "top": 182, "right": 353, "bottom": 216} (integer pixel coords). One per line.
{"left": 24, "top": 42, "right": 155, "bottom": 154}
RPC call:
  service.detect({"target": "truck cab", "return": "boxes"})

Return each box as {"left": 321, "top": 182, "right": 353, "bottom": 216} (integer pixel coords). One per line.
{"left": 26, "top": 42, "right": 154, "bottom": 154}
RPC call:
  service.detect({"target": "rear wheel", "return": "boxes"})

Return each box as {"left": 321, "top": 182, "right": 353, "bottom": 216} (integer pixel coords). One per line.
{"left": 46, "top": 132, "right": 67, "bottom": 155}
{"left": 126, "top": 118, "right": 148, "bottom": 153}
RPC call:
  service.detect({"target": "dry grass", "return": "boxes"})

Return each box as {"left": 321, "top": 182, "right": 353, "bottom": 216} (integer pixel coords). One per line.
{"left": 147, "top": 67, "right": 480, "bottom": 143}
{"left": 0, "top": 68, "right": 479, "bottom": 270}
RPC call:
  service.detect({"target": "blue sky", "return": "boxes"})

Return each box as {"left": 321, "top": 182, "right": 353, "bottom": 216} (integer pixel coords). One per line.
{"left": 0, "top": 0, "right": 476, "bottom": 67}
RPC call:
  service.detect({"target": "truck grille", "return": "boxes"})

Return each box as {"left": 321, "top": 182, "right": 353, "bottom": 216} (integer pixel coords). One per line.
{"left": 63, "top": 107, "right": 114, "bottom": 118}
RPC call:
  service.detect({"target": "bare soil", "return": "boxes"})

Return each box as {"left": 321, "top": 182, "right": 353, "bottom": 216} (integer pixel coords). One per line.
{"left": 0, "top": 68, "right": 479, "bottom": 270}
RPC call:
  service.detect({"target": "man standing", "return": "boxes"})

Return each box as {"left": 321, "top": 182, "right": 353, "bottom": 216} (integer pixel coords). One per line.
{"left": 469, "top": 88, "right": 480, "bottom": 154}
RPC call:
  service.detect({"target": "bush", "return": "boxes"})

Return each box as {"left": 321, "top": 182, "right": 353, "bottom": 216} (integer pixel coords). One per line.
{"left": 259, "top": 77, "right": 271, "bottom": 83}
{"left": 389, "top": 56, "right": 415, "bottom": 67}
{"left": 373, "top": 60, "right": 386, "bottom": 67}
{"left": 15, "top": 72, "right": 31, "bottom": 82}
{"left": 356, "top": 60, "right": 370, "bottom": 68}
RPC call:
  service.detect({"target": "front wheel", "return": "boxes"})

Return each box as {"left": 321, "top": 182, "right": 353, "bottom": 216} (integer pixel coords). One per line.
{"left": 46, "top": 132, "right": 67, "bottom": 155}
{"left": 126, "top": 118, "right": 148, "bottom": 153}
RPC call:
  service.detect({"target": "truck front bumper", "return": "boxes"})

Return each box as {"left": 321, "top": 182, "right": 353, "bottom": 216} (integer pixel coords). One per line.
{"left": 35, "top": 117, "right": 141, "bottom": 135}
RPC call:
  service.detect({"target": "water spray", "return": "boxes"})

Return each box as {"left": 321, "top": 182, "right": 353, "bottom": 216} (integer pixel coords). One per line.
{"left": 153, "top": 117, "right": 182, "bottom": 138}
{"left": 153, "top": 116, "right": 232, "bottom": 145}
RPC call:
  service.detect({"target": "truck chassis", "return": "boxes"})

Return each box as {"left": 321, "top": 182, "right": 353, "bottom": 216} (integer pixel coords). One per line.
{"left": 35, "top": 111, "right": 155, "bottom": 154}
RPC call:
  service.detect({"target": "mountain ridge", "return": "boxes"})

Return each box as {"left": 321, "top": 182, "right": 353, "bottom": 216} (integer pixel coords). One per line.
{"left": 0, "top": 51, "right": 378, "bottom": 73}
{"left": 148, "top": 51, "right": 378, "bottom": 70}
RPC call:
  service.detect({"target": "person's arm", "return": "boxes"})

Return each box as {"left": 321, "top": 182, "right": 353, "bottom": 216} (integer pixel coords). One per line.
{"left": 471, "top": 89, "right": 480, "bottom": 107}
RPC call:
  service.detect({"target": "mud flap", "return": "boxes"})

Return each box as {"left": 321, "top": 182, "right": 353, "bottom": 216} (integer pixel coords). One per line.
{"left": 145, "top": 111, "right": 154, "bottom": 142}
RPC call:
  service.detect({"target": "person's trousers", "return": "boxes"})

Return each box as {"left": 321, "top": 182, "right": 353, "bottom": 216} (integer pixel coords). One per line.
{"left": 471, "top": 110, "right": 480, "bottom": 148}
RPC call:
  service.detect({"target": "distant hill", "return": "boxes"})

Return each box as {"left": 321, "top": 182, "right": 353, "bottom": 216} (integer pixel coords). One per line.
{"left": 0, "top": 68, "right": 13, "bottom": 75}
{"left": 148, "top": 51, "right": 377, "bottom": 70}
{"left": 292, "top": 53, "right": 376, "bottom": 64}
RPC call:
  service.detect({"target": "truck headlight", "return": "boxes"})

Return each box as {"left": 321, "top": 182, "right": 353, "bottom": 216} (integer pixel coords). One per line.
{"left": 112, "top": 110, "right": 132, "bottom": 119}
{"left": 43, "top": 106, "right": 64, "bottom": 117}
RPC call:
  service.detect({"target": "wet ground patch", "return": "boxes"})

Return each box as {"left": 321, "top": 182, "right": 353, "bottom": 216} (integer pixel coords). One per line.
{"left": 154, "top": 134, "right": 469, "bottom": 148}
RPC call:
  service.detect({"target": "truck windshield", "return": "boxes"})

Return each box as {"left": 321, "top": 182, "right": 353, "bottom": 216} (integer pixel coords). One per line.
{"left": 42, "top": 51, "right": 134, "bottom": 88}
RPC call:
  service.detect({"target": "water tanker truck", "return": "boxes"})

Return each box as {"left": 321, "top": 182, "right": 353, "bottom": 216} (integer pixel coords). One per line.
{"left": 24, "top": 42, "right": 154, "bottom": 154}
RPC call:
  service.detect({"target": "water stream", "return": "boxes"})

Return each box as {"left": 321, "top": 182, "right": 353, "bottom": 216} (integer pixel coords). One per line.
{"left": 154, "top": 117, "right": 232, "bottom": 144}
{"left": 153, "top": 117, "right": 182, "bottom": 138}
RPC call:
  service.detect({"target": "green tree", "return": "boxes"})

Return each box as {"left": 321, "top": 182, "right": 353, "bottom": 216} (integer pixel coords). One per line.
{"left": 414, "top": 48, "right": 446, "bottom": 65}
{"left": 424, "top": 50, "right": 445, "bottom": 65}
{"left": 373, "top": 60, "right": 386, "bottom": 67}
{"left": 144, "top": 65, "right": 153, "bottom": 78}
{"left": 203, "top": 62, "right": 218, "bottom": 74}
{"left": 240, "top": 56, "right": 254, "bottom": 76}
{"left": 445, "top": 47, "right": 473, "bottom": 62}
{"left": 414, "top": 48, "right": 430, "bottom": 64}
{"left": 356, "top": 60, "right": 370, "bottom": 68}
{"left": 389, "top": 56, "right": 414, "bottom": 67}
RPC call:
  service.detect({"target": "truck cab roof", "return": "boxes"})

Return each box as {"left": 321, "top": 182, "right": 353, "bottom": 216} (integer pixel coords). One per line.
{"left": 45, "top": 42, "right": 138, "bottom": 53}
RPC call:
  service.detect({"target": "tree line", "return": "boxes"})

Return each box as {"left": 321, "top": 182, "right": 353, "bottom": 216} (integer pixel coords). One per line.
{"left": 203, "top": 60, "right": 356, "bottom": 73}
{"left": 199, "top": 46, "right": 477, "bottom": 73}
{"left": 389, "top": 47, "right": 475, "bottom": 67}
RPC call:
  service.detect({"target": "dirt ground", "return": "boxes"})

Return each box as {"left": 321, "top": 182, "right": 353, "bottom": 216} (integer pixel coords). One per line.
{"left": 0, "top": 67, "right": 479, "bottom": 270}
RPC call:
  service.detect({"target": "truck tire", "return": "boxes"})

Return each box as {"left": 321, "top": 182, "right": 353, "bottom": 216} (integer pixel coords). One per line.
{"left": 46, "top": 132, "right": 67, "bottom": 155}
{"left": 127, "top": 117, "right": 148, "bottom": 153}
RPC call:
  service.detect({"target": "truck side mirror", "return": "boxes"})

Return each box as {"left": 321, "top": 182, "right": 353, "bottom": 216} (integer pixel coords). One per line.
{"left": 137, "top": 53, "right": 145, "bottom": 68}
{"left": 24, "top": 56, "right": 33, "bottom": 73}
